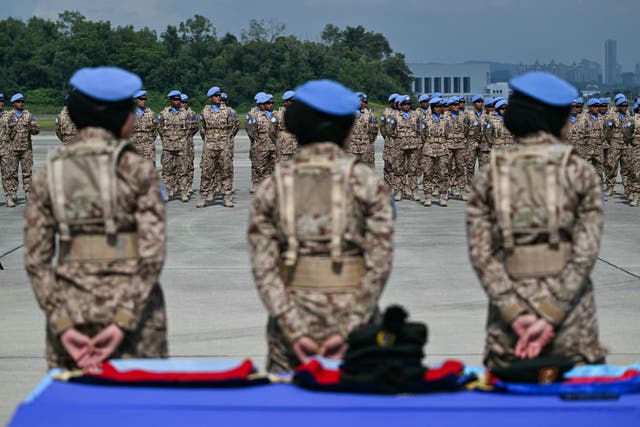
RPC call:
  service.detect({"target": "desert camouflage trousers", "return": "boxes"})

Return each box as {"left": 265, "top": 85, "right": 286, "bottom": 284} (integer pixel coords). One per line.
{"left": 45, "top": 284, "right": 168, "bottom": 370}
{"left": 161, "top": 149, "right": 189, "bottom": 193}
{"left": 252, "top": 149, "right": 276, "bottom": 187}
{"left": 1, "top": 148, "right": 18, "bottom": 198}
{"left": 421, "top": 152, "right": 450, "bottom": 198}
{"left": 464, "top": 142, "right": 490, "bottom": 187}
{"left": 346, "top": 146, "right": 375, "bottom": 170}
{"left": 447, "top": 146, "right": 467, "bottom": 191}
{"left": 182, "top": 137, "right": 195, "bottom": 192}
{"left": 607, "top": 143, "right": 640, "bottom": 196}
{"left": 386, "top": 147, "right": 420, "bottom": 197}
{"left": 199, "top": 147, "right": 233, "bottom": 197}
{"left": 132, "top": 139, "right": 156, "bottom": 167}
{"left": 3, "top": 149, "right": 33, "bottom": 197}
{"left": 574, "top": 144, "right": 606, "bottom": 190}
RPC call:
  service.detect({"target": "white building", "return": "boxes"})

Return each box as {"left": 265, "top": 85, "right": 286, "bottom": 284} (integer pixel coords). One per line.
{"left": 408, "top": 63, "right": 491, "bottom": 100}
{"left": 487, "top": 82, "right": 511, "bottom": 99}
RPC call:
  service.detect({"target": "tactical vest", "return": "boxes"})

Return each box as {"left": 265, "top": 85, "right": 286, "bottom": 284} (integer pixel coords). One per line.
{"left": 274, "top": 156, "right": 364, "bottom": 292}
{"left": 47, "top": 139, "right": 138, "bottom": 262}
{"left": 491, "top": 144, "right": 573, "bottom": 279}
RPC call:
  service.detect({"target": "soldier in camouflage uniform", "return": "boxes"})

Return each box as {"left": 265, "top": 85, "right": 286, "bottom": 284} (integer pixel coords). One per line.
{"left": 380, "top": 94, "right": 399, "bottom": 188}
{"left": 180, "top": 94, "right": 199, "bottom": 200}
{"left": 274, "top": 91, "right": 298, "bottom": 163}
{"left": 415, "top": 94, "right": 430, "bottom": 116}
{"left": 605, "top": 97, "right": 631, "bottom": 199}
{"left": 580, "top": 98, "right": 606, "bottom": 189}
{"left": 389, "top": 95, "right": 422, "bottom": 201}
{"left": 420, "top": 97, "right": 450, "bottom": 207}
{"left": 247, "top": 93, "right": 265, "bottom": 193}
{"left": 197, "top": 86, "right": 237, "bottom": 208}
{"left": 7, "top": 94, "right": 40, "bottom": 202}
{"left": 130, "top": 90, "right": 160, "bottom": 166}
{"left": 566, "top": 98, "right": 585, "bottom": 148}
{"left": 55, "top": 104, "right": 78, "bottom": 145}
{"left": 158, "top": 90, "right": 189, "bottom": 202}
{"left": 444, "top": 97, "right": 468, "bottom": 200}
{"left": 346, "top": 92, "right": 378, "bottom": 170}
{"left": 248, "top": 79, "right": 393, "bottom": 373}
{"left": 1, "top": 93, "right": 18, "bottom": 207}
{"left": 464, "top": 95, "right": 489, "bottom": 190}
{"left": 218, "top": 92, "right": 240, "bottom": 198}
{"left": 24, "top": 66, "right": 168, "bottom": 370}
{"left": 246, "top": 93, "right": 277, "bottom": 189}
{"left": 467, "top": 72, "right": 607, "bottom": 368}
{"left": 486, "top": 100, "right": 513, "bottom": 153}
{"left": 621, "top": 102, "right": 640, "bottom": 206}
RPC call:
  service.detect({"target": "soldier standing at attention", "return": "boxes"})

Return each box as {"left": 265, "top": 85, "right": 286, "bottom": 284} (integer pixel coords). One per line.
{"left": 274, "top": 91, "right": 298, "bottom": 163}
{"left": 605, "top": 97, "right": 630, "bottom": 199}
{"left": 180, "top": 93, "right": 199, "bottom": 200}
{"left": 415, "top": 94, "right": 430, "bottom": 115}
{"left": 1, "top": 93, "right": 18, "bottom": 207}
{"left": 130, "top": 90, "right": 160, "bottom": 166}
{"left": 24, "top": 66, "right": 168, "bottom": 370}
{"left": 158, "top": 90, "right": 189, "bottom": 202}
{"left": 7, "top": 93, "right": 40, "bottom": 203}
{"left": 420, "top": 97, "right": 450, "bottom": 207}
{"left": 346, "top": 92, "right": 378, "bottom": 170}
{"left": 464, "top": 95, "right": 487, "bottom": 189}
{"left": 380, "top": 94, "right": 398, "bottom": 188}
{"left": 55, "top": 98, "right": 78, "bottom": 145}
{"left": 247, "top": 92, "right": 265, "bottom": 193}
{"left": 248, "top": 79, "right": 393, "bottom": 372}
{"left": 581, "top": 98, "right": 606, "bottom": 190}
{"left": 467, "top": 71, "right": 607, "bottom": 368}
{"left": 444, "top": 97, "right": 468, "bottom": 200}
{"left": 623, "top": 101, "right": 640, "bottom": 206}
{"left": 216, "top": 92, "right": 240, "bottom": 199}
{"left": 197, "top": 86, "right": 236, "bottom": 208}
{"left": 390, "top": 95, "right": 422, "bottom": 201}
{"left": 247, "top": 93, "right": 277, "bottom": 188}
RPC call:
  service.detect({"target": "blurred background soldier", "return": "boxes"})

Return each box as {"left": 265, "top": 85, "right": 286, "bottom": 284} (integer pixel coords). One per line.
{"left": 248, "top": 79, "right": 393, "bottom": 372}
{"left": 444, "top": 97, "right": 468, "bottom": 200}
{"left": 218, "top": 92, "right": 240, "bottom": 198}
{"left": 158, "top": 90, "right": 189, "bottom": 202}
{"left": 415, "top": 93, "right": 430, "bottom": 115}
{"left": 130, "top": 90, "right": 159, "bottom": 166}
{"left": 24, "top": 66, "right": 168, "bottom": 370}
{"left": 1, "top": 93, "right": 18, "bottom": 207}
{"left": 420, "top": 97, "right": 449, "bottom": 207}
{"left": 390, "top": 95, "right": 421, "bottom": 201}
{"left": 180, "top": 93, "right": 199, "bottom": 200}
{"left": 623, "top": 101, "right": 640, "bottom": 206}
{"left": 246, "top": 92, "right": 265, "bottom": 193}
{"left": 55, "top": 97, "right": 77, "bottom": 145}
{"left": 567, "top": 97, "right": 585, "bottom": 149}
{"left": 464, "top": 95, "right": 488, "bottom": 191}
{"left": 599, "top": 98, "right": 614, "bottom": 193}
{"left": 274, "top": 90, "right": 298, "bottom": 163}
{"left": 197, "top": 86, "right": 236, "bottom": 208}
{"left": 346, "top": 92, "right": 377, "bottom": 170}
{"left": 581, "top": 98, "right": 606, "bottom": 190}
{"left": 7, "top": 93, "right": 40, "bottom": 203}
{"left": 248, "top": 93, "right": 277, "bottom": 189}
{"left": 487, "top": 99, "right": 513, "bottom": 151}
{"left": 380, "top": 93, "right": 398, "bottom": 188}
{"left": 467, "top": 71, "right": 607, "bottom": 368}
{"left": 605, "top": 97, "right": 630, "bottom": 199}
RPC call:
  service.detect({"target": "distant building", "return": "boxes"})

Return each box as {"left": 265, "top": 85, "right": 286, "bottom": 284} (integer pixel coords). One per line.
{"left": 605, "top": 39, "right": 618, "bottom": 85}
{"left": 408, "top": 63, "right": 490, "bottom": 99}
{"left": 515, "top": 59, "right": 602, "bottom": 85}
{"left": 621, "top": 72, "right": 635, "bottom": 86}
{"left": 487, "top": 82, "right": 511, "bottom": 99}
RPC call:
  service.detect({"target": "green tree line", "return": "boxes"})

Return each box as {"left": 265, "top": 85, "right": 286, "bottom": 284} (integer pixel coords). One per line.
{"left": 0, "top": 12, "right": 411, "bottom": 111}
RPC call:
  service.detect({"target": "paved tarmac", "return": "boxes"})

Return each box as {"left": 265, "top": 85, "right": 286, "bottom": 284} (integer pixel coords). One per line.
{"left": 1, "top": 131, "right": 639, "bottom": 424}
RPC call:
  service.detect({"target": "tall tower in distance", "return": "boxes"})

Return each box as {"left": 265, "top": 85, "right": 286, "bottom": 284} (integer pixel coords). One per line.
{"left": 604, "top": 39, "right": 617, "bottom": 85}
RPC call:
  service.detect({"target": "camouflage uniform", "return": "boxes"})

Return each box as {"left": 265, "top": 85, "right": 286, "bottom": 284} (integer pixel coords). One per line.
{"left": 55, "top": 106, "right": 77, "bottom": 145}
{"left": 467, "top": 132, "right": 607, "bottom": 368}
{"left": 389, "top": 110, "right": 421, "bottom": 199}
{"left": 248, "top": 142, "right": 393, "bottom": 372}
{"left": 346, "top": 108, "right": 377, "bottom": 169}
{"left": 182, "top": 107, "right": 199, "bottom": 194}
{"left": 420, "top": 112, "right": 450, "bottom": 206}
{"left": 464, "top": 109, "right": 490, "bottom": 188}
{"left": 246, "top": 106, "right": 261, "bottom": 191}
{"left": 444, "top": 111, "right": 468, "bottom": 198}
{"left": 601, "top": 109, "right": 616, "bottom": 193}
{"left": 486, "top": 114, "right": 513, "bottom": 150}
{"left": 130, "top": 107, "right": 160, "bottom": 166}
{"left": 158, "top": 106, "right": 189, "bottom": 199}
{"left": 24, "top": 127, "right": 168, "bottom": 369}
{"left": 273, "top": 106, "right": 298, "bottom": 163}
{"left": 7, "top": 109, "right": 40, "bottom": 198}
{"left": 605, "top": 110, "right": 630, "bottom": 196}
{"left": 198, "top": 104, "right": 237, "bottom": 206}
{"left": 622, "top": 115, "right": 640, "bottom": 206}
{"left": 1, "top": 110, "right": 18, "bottom": 204}
{"left": 380, "top": 107, "right": 397, "bottom": 187}
{"left": 566, "top": 113, "right": 585, "bottom": 148}
{"left": 581, "top": 113, "right": 606, "bottom": 189}
{"left": 247, "top": 110, "right": 277, "bottom": 188}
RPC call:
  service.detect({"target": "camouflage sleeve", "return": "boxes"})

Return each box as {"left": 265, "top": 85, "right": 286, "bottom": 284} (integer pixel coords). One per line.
{"left": 531, "top": 156, "right": 604, "bottom": 326}
{"left": 151, "top": 112, "right": 160, "bottom": 140}
{"left": 343, "top": 165, "right": 394, "bottom": 334}
{"left": 369, "top": 115, "right": 379, "bottom": 144}
{"left": 29, "top": 114, "right": 40, "bottom": 136}
{"left": 247, "top": 177, "right": 308, "bottom": 343}
{"left": 24, "top": 168, "right": 74, "bottom": 333}
{"left": 55, "top": 116, "right": 63, "bottom": 141}
{"left": 116, "top": 153, "right": 167, "bottom": 331}
{"left": 466, "top": 166, "right": 529, "bottom": 324}
{"left": 188, "top": 112, "right": 199, "bottom": 136}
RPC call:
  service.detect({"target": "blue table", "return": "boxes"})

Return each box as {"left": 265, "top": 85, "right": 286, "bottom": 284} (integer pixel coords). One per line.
{"left": 8, "top": 374, "right": 640, "bottom": 427}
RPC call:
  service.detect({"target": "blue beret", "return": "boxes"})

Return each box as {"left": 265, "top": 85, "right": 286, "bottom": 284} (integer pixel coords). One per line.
{"left": 442, "top": 98, "right": 450, "bottom": 106}
{"left": 458, "top": 96, "right": 466, "bottom": 102}
{"left": 634, "top": 102, "right": 639, "bottom": 110}
{"left": 495, "top": 99, "right": 508, "bottom": 109}
{"left": 359, "top": 92, "right": 368, "bottom": 100}
{"left": 69, "top": 67, "right": 142, "bottom": 102}
{"left": 429, "top": 97, "right": 443, "bottom": 105}
{"left": 0, "top": 93, "right": 3, "bottom": 99}
{"left": 418, "top": 94, "right": 429, "bottom": 103}
{"left": 431, "top": 92, "right": 443, "bottom": 99}
{"left": 207, "top": 86, "right": 221, "bottom": 97}
{"left": 134, "top": 90, "right": 147, "bottom": 99}
{"left": 167, "top": 90, "right": 181, "bottom": 98}
{"left": 575, "top": 97, "right": 584, "bottom": 104}
{"left": 221, "top": 93, "right": 228, "bottom": 99}
{"left": 180, "top": 94, "right": 189, "bottom": 101}
{"left": 256, "top": 93, "right": 273, "bottom": 104}
{"left": 294, "top": 79, "right": 360, "bottom": 116}
{"left": 614, "top": 93, "right": 625, "bottom": 101}
{"left": 509, "top": 71, "right": 577, "bottom": 107}
{"left": 396, "top": 95, "right": 410, "bottom": 104}
{"left": 10, "top": 93, "right": 24, "bottom": 103}
{"left": 615, "top": 97, "right": 627, "bottom": 106}
{"left": 254, "top": 91, "right": 266, "bottom": 103}
{"left": 587, "top": 98, "right": 598, "bottom": 107}
{"left": 388, "top": 93, "right": 399, "bottom": 102}
{"left": 484, "top": 97, "right": 494, "bottom": 105}
{"left": 450, "top": 96, "right": 459, "bottom": 103}
{"left": 471, "top": 95, "right": 484, "bottom": 103}
{"left": 282, "top": 90, "right": 296, "bottom": 101}
{"left": 598, "top": 98, "right": 607, "bottom": 105}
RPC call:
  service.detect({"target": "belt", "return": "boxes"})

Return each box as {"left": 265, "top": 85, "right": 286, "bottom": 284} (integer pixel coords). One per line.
{"left": 60, "top": 233, "right": 139, "bottom": 262}
{"left": 281, "top": 255, "right": 365, "bottom": 292}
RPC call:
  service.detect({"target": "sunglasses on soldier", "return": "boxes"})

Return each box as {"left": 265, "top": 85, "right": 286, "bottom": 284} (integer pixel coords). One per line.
{"left": 138, "top": 97, "right": 147, "bottom": 101}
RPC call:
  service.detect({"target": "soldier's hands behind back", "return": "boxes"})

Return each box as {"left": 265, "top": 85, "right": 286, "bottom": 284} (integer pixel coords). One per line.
{"left": 60, "top": 328, "right": 93, "bottom": 367}
{"left": 84, "top": 324, "right": 125, "bottom": 369}
{"left": 511, "top": 314, "right": 538, "bottom": 337}
{"left": 292, "top": 336, "right": 320, "bottom": 363}
{"left": 514, "top": 318, "right": 555, "bottom": 359}
{"left": 320, "top": 334, "right": 348, "bottom": 360}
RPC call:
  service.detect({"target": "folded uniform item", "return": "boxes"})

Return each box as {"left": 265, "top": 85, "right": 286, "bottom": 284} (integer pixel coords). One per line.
{"left": 59, "top": 358, "right": 272, "bottom": 388}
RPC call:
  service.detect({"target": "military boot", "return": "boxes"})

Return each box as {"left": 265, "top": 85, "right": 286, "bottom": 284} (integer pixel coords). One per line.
{"left": 206, "top": 192, "right": 215, "bottom": 202}
{"left": 181, "top": 191, "right": 189, "bottom": 202}
{"left": 630, "top": 193, "right": 639, "bottom": 207}
{"left": 394, "top": 192, "right": 402, "bottom": 202}
{"left": 439, "top": 196, "right": 448, "bottom": 207}
{"left": 461, "top": 191, "right": 469, "bottom": 201}
{"left": 411, "top": 190, "right": 420, "bottom": 202}
{"left": 223, "top": 194, "right": 234, "bottom": 208}
{"left": 423, "top": 198, "right": 431, "bottom": 207}
{"left": 6, "top": 195, "right": 15, "bottom": 208}
{"left": 196, "top": 196, "right": 206, "bottom": 208}
{"left": 250, "top": 184, "right": 256, "bottom": 194}
{"left": 606, "top": 187, "right": 614, "bottom": 198}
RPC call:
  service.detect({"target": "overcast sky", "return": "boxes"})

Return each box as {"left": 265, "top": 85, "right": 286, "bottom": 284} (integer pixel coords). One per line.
{"left": 2, "top": 0, "right": 638, "bottom": 71}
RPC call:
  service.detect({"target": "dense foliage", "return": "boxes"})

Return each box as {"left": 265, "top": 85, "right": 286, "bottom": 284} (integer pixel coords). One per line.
{"left": 0, "top": 12, "right": 412, "bottom": 109}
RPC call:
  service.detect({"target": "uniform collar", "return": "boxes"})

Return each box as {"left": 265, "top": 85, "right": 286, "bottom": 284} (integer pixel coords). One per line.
{"left": 514, "top": 131, "right": 562, "bottom": 146}
{"left": 295, "top": 142, "right": 345, "bottom": 161}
